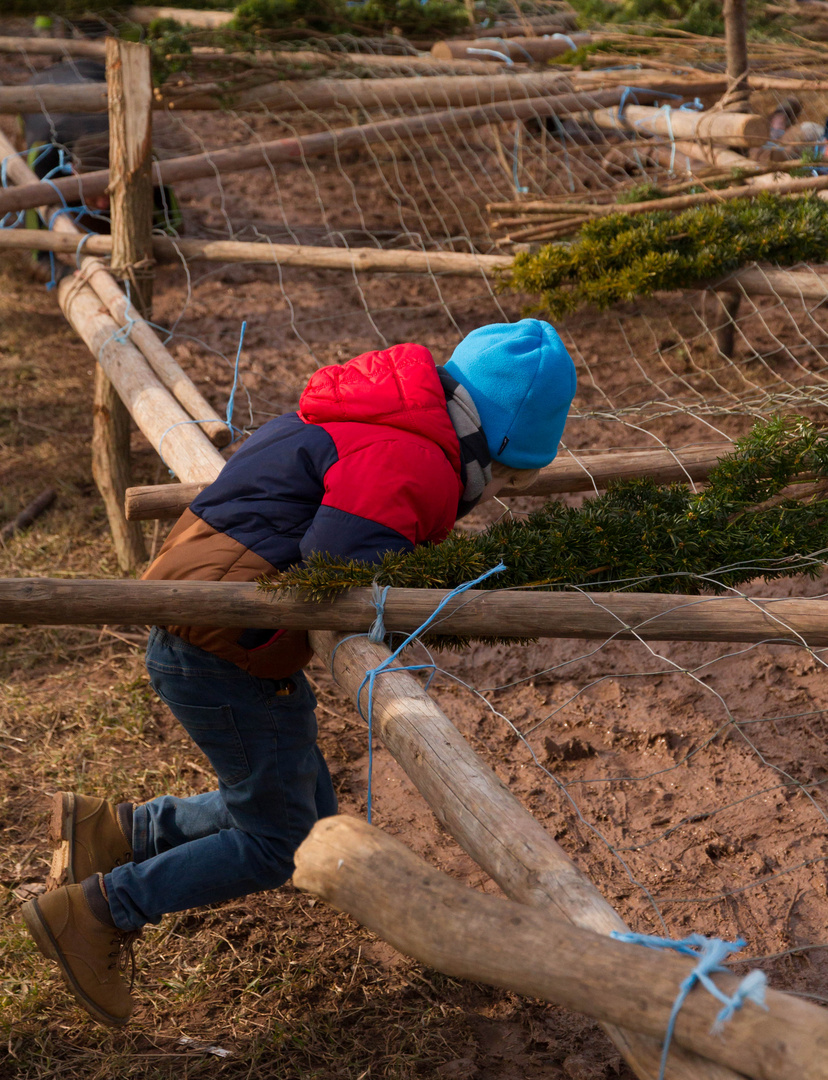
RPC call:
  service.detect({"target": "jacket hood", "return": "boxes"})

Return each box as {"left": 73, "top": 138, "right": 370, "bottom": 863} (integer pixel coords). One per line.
{"left": 299, "top": 344, "right": 461, "bottom": 475}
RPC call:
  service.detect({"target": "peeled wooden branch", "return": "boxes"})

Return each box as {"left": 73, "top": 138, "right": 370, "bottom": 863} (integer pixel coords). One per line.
{"left": 4, "top": 577, "right": 828, "bottom": 647}
{"left": 0, "top": 488, "right": 56, "bottom": 541}
{"left": 0, "top": 229, "right": 512, "bottom": 278}
{"left": 294, "top": 816, "right": 828, "bottom": 1080}
{"left": 0, "top": 34, "right": 106, "bottom": 59}
{"left": 432, "top": 33, "right": 592, "bottom": 62}
{"left": 0, "top": 87, "right": 660, "bottom": 219}
{"left": 123, "top": 444, "right": 732, "bottom": 519}
{"left": 309, "top": 628, "right": 745, "bottom": 1080}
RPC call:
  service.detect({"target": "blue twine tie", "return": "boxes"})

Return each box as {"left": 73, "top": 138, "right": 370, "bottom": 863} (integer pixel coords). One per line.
{"left": 332, "top": 561, "right": 507, "bottom": 822}
{"left": 157, "top": 320, "right": 247, "bottom": 475}
{"left": 368, "top": 582, "right": 390, "bottom": 644}
{"left": 610, "top": 931, "right": 768, "bottom": 1079}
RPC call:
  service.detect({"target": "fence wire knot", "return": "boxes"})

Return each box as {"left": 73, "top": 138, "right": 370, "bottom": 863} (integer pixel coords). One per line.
{"left": 610, "top": 931, "right": 768, "bottom": 1079}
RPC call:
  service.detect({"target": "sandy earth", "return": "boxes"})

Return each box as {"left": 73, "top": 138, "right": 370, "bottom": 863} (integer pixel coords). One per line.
{"left": 2, "top": 29, "right": 828, "bottom": 1079}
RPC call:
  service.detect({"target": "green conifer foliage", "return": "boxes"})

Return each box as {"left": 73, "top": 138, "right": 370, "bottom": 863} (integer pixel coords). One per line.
{"left": 507, "top": 193, "right": 828, "bottom": 318}
{"left": 264, "top": 418, "right": 828, "bottom": 635}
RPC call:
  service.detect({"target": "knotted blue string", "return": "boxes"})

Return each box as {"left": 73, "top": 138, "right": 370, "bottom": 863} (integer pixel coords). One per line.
{"left": 551, "top": 32, "right": 578, "bottom": 51}
{"left": 368, "top": 582, "right": 390, "bottom": 644}
{"left": 467, "top": 47, "right": 514, "bottom": 65}
{"left": 610, "top": 931, "right": 768, "bottom": 1079}
{"left": 157, "top": 320, "right": 247, "bottom": 472}
{"left": 332, "top": 561, "right": 507, "bottom": 822}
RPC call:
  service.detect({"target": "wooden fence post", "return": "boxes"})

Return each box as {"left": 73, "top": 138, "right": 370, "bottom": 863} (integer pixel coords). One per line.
{"left": 722, "top": 0, "right": 751, "bottom": 112}
{"left": 95, "top": 37, "right": 153, "bottom": 571}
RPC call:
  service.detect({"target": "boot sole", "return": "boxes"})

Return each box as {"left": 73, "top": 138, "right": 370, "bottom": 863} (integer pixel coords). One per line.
{"left": 21, "top": 898, "right": 129, "bottom": 1028}
{"left": 48, "top": 792, "right": 75, "bottom": 890}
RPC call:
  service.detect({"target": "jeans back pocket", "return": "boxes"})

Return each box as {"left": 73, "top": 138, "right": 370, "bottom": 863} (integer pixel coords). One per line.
{"left": 157, "top": 695, "right": 251, "bottom": 787}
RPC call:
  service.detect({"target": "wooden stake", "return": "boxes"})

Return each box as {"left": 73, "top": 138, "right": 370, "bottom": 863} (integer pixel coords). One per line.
{"left": 294, "top": 817, "right": 828, "bottom": 1080}
{"left": 703, "top": 289, "right": 743, "bottom": 359}
{"left": 96, "top": 37, "right": 154, "bottom": 572}
{"left": 108, "top": 38, "right": 154, "bottom": 317}
{"left": 722, "top": 0, "right": 751, "bottom": 112}
{"left": 4, "top": 577, "right": 828, "bottom": 647}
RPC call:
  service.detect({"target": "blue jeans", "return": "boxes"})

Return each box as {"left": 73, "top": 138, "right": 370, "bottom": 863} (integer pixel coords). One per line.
{"left": 104, "top": 627, "right": 337, "bottom": 932}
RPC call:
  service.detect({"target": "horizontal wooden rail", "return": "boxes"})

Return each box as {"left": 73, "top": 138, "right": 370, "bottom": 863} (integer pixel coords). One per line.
{"left": 5, "top": 228, "right": 826, "bottom": 305}
{"left": 2, "top": 578, "right": 827, "bottom": 646}
{"left": 0, "top": 86, "right": 662, "bottom": 219}
{"left": 122, "top": 444, "right": 731, "bottom": 520}
{"left": 295, "top": 817, "right": 828, "bottom": 1080}
{"left": 0, "top": 229, "right": 512, "bottom": 277}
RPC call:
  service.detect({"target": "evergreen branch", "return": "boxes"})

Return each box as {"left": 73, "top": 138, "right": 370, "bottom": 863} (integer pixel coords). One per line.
{"left": 506, "top": 194, "right": 828, "bottom": 317}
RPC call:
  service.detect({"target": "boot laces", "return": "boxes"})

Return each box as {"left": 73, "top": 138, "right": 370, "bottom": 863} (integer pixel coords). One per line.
{"left": 109, "top": 930, "right": 141, "bottom": 990}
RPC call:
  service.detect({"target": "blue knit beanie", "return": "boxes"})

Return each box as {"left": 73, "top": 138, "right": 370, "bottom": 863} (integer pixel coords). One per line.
{"left": 443, "top": 319, "right": 576, "bottom": 469}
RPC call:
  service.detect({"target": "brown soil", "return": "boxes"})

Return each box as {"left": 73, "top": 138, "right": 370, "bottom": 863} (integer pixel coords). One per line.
{"left": 2, "top": 32, "right": 828, "bottom": 1080}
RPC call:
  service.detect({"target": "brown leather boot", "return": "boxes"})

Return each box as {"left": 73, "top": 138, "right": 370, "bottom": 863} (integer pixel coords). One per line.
{"left": 22, "top": 875, "right": 138, "bottom": 1027}
{"left": 48, "top": 792, "right": 134, "bottom": 889}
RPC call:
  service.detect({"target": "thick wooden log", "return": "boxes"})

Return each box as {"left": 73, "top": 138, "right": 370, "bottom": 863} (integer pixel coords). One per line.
{"left": 295, "top": 816, "right": 828, "bottom": 1080}
{"left": 127, "top": 4, "right": 234, "bottom": 27}
{"left": 57, "top": 275, "right": 226, "bottom": 485}
{"left": 4, "top": 578, "right": 828, "bottom": 647}
{"left": 431, "top": 34, "right": 592, "bottom": 62}
{"left": 309, "top": 629, "right": 742, "bottom": 1080}
{"left": 0, "top": 87, "right": 661, "bottom": 219}
{"left": 722, "top": 0, "right": 750, "bottom": 111}
{"left": 588, "top": 104, "right": 767, "bottom": 147}
{"left": 0, "top": 83, "right": 109, "bottom": 115}
{"left": 123, "top": 443, "right": 732, "bottom": 520}
{"left": 173, "top": 69, "right": 577, "bottom": 113}
{"left": 0, "top": 34, "right": 106, "bottom": 59}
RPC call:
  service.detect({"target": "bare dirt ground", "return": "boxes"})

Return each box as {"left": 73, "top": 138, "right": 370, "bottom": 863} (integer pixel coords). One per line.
{"left": 2, "top": 35, "right": 828, "bottom": 1080}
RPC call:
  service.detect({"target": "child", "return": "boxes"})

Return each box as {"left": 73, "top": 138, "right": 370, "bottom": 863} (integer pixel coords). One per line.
{"left": 21, "top": 319, "right": 576, "bottom": 1027}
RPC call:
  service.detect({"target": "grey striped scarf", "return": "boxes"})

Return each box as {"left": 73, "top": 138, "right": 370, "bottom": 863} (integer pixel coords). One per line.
{"left": 437, "top": 366, "right": 492, "bottom": 519}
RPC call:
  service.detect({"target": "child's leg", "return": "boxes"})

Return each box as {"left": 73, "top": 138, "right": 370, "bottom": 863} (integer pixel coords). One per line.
{"left": 104, "top": 628, "right": 337, "bottom": 932}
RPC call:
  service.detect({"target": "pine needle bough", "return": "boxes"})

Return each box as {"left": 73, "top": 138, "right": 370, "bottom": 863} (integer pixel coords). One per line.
{"left": 264, "top": 418, "right": 828, "bottom": 630}
{"left": 507, "top": 194, "right": 828, "bottom": 319}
